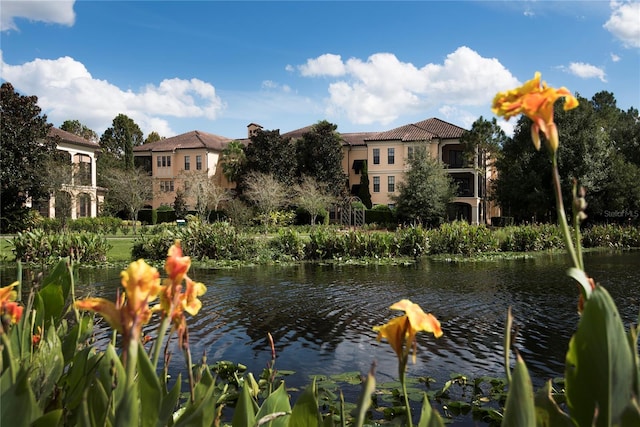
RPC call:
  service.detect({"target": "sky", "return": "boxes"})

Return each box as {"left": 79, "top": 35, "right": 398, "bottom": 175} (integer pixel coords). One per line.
{"left": 1, "top": 1, "right": 639, "bottom": 140}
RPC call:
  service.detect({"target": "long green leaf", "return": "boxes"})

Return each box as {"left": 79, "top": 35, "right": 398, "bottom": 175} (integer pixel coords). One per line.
{"left": 137, "top": 343, "right": 161, "bottom": 427}
{"left": 232, "top": 379, "right": 258, "bottom": 427}
{"left": 289, "top": 378, "right": 321, "bottom": 427}
{"left": 159, "top": 374, "right": 181, "bottom": 427}
{"left": 254, "top": 382, "right": 291, "bottom": 427}
{"left": 0, "top": 368, "right": 42, "bottom": 427}
{"left": 502, "top": 354, "right": 535, "bottom": 427}
{"left": 533, "top": 381, "right": 572, "bottom": 427}
{"left": 354, "top": 365, "right": 376, "bottom": 427}
{"left": 417, "top": 392, "right": 445, "bottom": 427}
{"left": 565, "top": 286, "right": 635, "bottom": 427}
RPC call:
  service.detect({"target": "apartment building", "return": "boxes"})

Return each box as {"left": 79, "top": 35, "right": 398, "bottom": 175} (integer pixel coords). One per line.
{"left": 134, "top": 118, "right": 498, "bottom": 224}
{"left": 132, "top": 130, "right": 233, "bottom": 209}
{"left": 33, "top": 127, "right": 104, "bottom": 219}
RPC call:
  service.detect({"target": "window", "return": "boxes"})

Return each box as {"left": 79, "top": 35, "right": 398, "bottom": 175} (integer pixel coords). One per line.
{"left": 407, "top": 146, "right": 414, "bottom": 161}
{"left": 449, "top": 150, "right": 464, "bottom": 168}
{"left": 160, "top": 180, "right": 174, "bottom": 192}
{"left": 373, "top": 148, "right": 380, "bottom": 165}
{"left": 196, "top": 155, "right": 202, "bottom": 170}
{"left": 158, "top": 155, "right": 172, "bottom": 168}
{"left": 388, "top": 176, "right": 395, "bottom": 192}
{"left": 373, "top": 176, "right": 380, "bottom": 193}
{"left": 184, "top": 155, "right": 190, "bottom": 171}
{"left": 388, "top": 148, "right": 395, "bottom": 165}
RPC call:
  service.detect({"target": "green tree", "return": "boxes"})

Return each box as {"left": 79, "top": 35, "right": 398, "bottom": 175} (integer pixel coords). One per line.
{"left": 0, "top": 82, "right": 57, "bottom": 232}
{"left": 243, "top": 129, "right": 296, "bottom": 186}
{"left": 221, "top": 140, "right": 246, "bottom": 184}
{"left": 358, "top": 163, "right": 372, "bottom": 209}
{"left": 494, "top": 92, "right": 638, "bottom": 223}
{"left": 60, "top": 119, "right": 98, "bottom": 142}
{"left": 99, "top": 113, "right": 144, "bottom": 171}
{"left": 173, "top": 189, "right": 188, "bottom": 219}
{"left": 460, "top": 117, "right": 508, "bottom": 223}
{"left": 392, "top": 147, "right": 456, "bottom": 226}
{"left": 295, "top": 120, "right": 347, "bottom": 195}
{"left": 144, "top": 131, "right": 163, "bottom": 144}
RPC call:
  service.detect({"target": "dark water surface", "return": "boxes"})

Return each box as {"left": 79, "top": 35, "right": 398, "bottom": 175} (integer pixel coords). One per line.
{"left": 3, "top": 250, "right": 639, "bottom": 424}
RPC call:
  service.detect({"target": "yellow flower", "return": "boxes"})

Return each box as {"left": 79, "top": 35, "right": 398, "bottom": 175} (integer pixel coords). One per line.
{"left": 76, "top": 259, "right": 162, "bottom": 340}
{"left": 374, "top": 299, "right": 442, "bottom": 363}
{"left": 492, "top": 72, "right": 578, "bottom": 152}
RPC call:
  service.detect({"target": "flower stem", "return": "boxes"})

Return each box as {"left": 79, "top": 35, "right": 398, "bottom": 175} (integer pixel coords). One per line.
{"left": 551, "top": 155, "right": 580, "bottom": 270}
{"left": 151, "top": 316, "right": 171, "bottom": 369}
{"left": 399, "top": 360, "right": 413, "bottom": 427}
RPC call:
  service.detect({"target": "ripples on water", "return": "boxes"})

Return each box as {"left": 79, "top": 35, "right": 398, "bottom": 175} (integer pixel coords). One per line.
{"left": 3, "top": 250, "right": 639, "bottom": 425}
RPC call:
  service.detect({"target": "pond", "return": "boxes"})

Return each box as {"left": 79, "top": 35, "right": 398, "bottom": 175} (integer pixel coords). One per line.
{"left": 2, "top": 250, "right": 639, "bottom": 425}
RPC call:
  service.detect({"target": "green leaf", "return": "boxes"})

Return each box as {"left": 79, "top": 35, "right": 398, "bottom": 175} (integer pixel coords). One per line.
{"left": 502, "top": 354, "right": 535, "bottom": 427}
{"left": 254, "top": 382, "right": 291, "bottom": 427}
{"left": 533, "top": 381, "right": 572, "bottom": 427}
{"left": 37, "top": 258, "right": 73, "bottom": 327}
{"left": 30, "top": 324, "right": 64, "bottom": 411}
{"left": 137, "top": 343, "right": 161, "bottom": 427}
{"left": 31, "top": 409, "right": 63, "bottom": 427}
{"left": 0, "top": 368, "right": 42, "bottom": 427}
{"left": 353, "top": 365, "right": 376, "bottom": 427}
{"left": 173, "top": 368, "right": 218, "bottom": 427}
{"left": 86, "top": 377, "right": 111, "bottom": 427}
{"left": 159, "top": 374, "right": 181, "bottom": 427}
{"left": 289, "top": 379, "right": 322, "bottom": 427}
{"left": 565, "top": 286, "right": 635, "bottom": 427}
{"left": 417, "top": 392, "right": 445, "bottom": 427}
{"left": 232, "top": 378, "right": 258, "bottom": 427}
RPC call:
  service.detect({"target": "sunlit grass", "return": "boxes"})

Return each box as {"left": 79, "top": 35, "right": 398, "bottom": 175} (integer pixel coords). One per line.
{"left": 107, "top": 237, "right": 135, "bottom": 262}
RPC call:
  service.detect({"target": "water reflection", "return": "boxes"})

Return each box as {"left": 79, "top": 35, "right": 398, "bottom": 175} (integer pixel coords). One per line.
{"left": 2, "top": 250, "right": 639, "bottom": 423}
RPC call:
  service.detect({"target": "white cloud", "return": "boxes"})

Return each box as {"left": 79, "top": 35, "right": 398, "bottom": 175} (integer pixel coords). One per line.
{"left": 0, "top": 54, "right": 225, "bottom": 136}
{"left": 1, "top": 0, "right": 76, "bottom": 31}
{"left": 566, "top": 62, "right": 608, "bottom": 82}
{"left": 300, "top": 46, "right": 519, "bottom": 126}
{"left": 299, "top": 53, "right": 346, "bottom": 77}
{"left": 604, "top": 1, "right": 640, "bottom": 48}
{"left": 611, "top": 52, "right": 621, "bottom": 62}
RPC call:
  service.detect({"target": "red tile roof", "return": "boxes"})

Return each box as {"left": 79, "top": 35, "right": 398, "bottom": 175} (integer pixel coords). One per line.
{"left": 48, "top": 127, "right": 100, "bottom": 149}
{"left": 133, "top": 130, "right": 232, "bottom": 152}
{"left": 366, "top": 118, "right": 465, "bottom": 142}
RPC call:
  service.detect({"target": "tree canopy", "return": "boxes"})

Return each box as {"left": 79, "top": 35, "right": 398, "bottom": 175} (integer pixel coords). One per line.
{"left": 242, "top": 129, "right": 296, "bottom": 187}
{"left": 60, "top": 119, "right": 98, "bottom": 142}
{"left": 392, "top": 147, "right": 456, "bottom": 226}
{"left": 99, "top": 113, "right": 144, "bottom": 171}
{"left": 295, "top": 120, "right": 347, "bottom": 196}
{"left": 0, "top": 82, "right": 57, "bottom": 231}
{"left": 493, "top": 91, "right": 640, "bottom": 223}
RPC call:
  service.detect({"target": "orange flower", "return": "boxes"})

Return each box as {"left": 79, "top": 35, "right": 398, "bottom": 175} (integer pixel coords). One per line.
{"left": 76, "top": 259, "right": 162, "bottom": 340}
{"left": 165, "top": 241, "right": 191, "bottom": 284}
{"left": 0, "top": 282, "right": 23, "bottom": 325}
{"left": 374, "top": 299, "right": 442, "bottom": 363}
{"left": 492, "top": 72, "right": 578, "bottom": 152}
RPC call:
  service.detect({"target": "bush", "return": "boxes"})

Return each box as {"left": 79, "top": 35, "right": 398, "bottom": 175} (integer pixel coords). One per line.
{"left": 499, "top": 224, "right": 565, "bottom": 252}
{"left": 11, "top": 229, "right": 110, "bottom": 263}
{"left": 428, "top": 221, "right": 499, "bottom": 255}
{"left": 269, "top": 228, "right": 306, "bottom": 261}
{"left": 397, "top": 225, "right": 429, "bottom": 258}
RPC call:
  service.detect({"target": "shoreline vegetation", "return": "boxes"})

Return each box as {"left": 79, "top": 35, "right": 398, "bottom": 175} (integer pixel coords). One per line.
{"left": 1, "top": 220, "right": 639, "bottom": 268}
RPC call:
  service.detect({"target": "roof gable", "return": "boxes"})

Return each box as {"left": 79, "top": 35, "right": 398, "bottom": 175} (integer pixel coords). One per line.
{"left": 365, "top": 117, "right": 466, "bottom": 142}
{"left": 48, "top": 127, "right": 100, "bottom": 149}
{"left": 133, "top": 130, "right": 232, "bottom": 152}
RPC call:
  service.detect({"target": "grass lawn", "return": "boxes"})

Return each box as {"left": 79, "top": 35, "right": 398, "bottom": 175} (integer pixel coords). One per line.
{"left": 107, "top": 237, "right": 135, "bottom": 262}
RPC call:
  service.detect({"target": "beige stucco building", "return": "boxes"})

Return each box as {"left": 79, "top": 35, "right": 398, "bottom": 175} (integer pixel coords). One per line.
{"left": 34, "top": 127, "right": 104, "bottom": 219}
{"left": 133, "top": 118, "right": 499, "bottom": 224}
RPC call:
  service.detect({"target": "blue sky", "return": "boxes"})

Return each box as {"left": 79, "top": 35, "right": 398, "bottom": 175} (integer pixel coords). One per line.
{"left": 1, "top": 1, "right": 638, "bottom": 140}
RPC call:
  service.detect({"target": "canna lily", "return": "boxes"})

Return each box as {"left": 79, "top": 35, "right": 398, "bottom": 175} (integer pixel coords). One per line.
{"left": 75, "top": 259, "right": 161, "bottom": 341}
{"left": 0, "top": 282, "right": 23, "bottom": 325}
{"left": 155, "top": 241, "right": 206, "bottom": 348}
{"left": 374, "top": 299, "right": 442, "bottom": 364}
{"left": 492, "top": 71, "right": 578, "bottom": 152}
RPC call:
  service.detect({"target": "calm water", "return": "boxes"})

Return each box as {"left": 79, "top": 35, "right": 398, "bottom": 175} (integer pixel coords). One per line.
{"left": 2, "top": 250, "right": 639, "bottom": 424}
